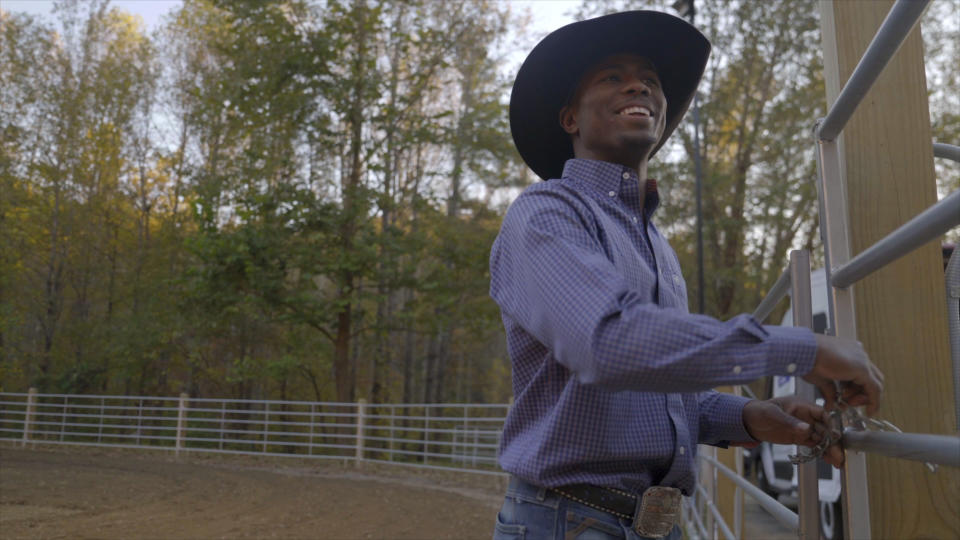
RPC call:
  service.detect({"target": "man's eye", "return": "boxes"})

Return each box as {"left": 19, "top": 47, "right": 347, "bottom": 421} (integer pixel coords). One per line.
{"left": 645, "top": 78, "right": 660, "bottom": 87}
{"left": 602, "top": 74, "right": 620, "bottom": 82}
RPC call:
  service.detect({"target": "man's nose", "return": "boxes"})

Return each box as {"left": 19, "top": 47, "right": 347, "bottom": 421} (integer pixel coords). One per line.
{"left": 624, "top": 78, "right": 652, "bottom": 96}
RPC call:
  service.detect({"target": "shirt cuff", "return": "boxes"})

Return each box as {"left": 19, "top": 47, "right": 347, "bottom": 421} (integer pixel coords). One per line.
{"left": 700, "top": 393, "right": 755, "bottom": 446}
{"left": 762, "top": 325, "right": 818, "bottom": 376}
{"left": 721, "top": 394, "right": 755, "bottom": 444}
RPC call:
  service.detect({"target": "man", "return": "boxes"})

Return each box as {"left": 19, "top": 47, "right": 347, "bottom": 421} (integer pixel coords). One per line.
{"left": 490, "top": 11, "right": 883, "bottom": 540}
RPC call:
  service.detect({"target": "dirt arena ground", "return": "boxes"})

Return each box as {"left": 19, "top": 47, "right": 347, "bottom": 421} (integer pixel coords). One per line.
{"left": 0, "top": 444, "right": 505, "bottom": 539}
{"left": 1, "top": 444, "right": 793, "bottom": 540}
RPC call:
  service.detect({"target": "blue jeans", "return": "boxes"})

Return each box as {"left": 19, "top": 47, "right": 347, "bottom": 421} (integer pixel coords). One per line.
{"left": 493, "top": 476, "right": 682, "bottom": 540}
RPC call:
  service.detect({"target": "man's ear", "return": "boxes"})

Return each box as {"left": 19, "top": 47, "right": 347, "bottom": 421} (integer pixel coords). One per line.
{"left": 559, "top": 105, "right": 578, "bottom": 136}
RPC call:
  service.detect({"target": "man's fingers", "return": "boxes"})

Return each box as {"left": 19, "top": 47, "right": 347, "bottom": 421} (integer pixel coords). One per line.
{"left": 809, "top": 422, "right": 826, "bottom": 444}
{"left": 824, "top": 444, "right": 845, "bottom": 468}
{"left": 857, "top": 375, "right": 882, "bottom": 416}
{"left": 808, "top": 378, "right": 838, "bottom": 410}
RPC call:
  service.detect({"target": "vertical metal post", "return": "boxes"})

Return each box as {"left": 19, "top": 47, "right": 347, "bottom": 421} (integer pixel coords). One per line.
{"left": 176, "top": 392, "right": 188, "bottom": 456}
{"left": 712, "top": 451, "right": 719, "bottom": 540}
{"left": 309, "top": 403, "right": 316, "bottom": 456}
{"left": 692, "top": 92, "right": 706, "bottom": 315}
{"left": 60, "top": 396, "right": 68, "bottom": 442}
{"left": 733, "top": 447, "right": 743, "bottom": 539}
{"left": 355, "top": 398, "right": 367, "bottom": 464}
{"left": 136, "top": 399, "right": 143, "bottom": 446}
{"left": 461, "top": 406, "right": 469, "bottom": 465}
{"left": 98, "top": 397, "right": 105, "bottom": 443}
{"left": 388, "top": 405, "right": 395, "bottom": 461}
{"left": 790, "top": 250, "right": 821, "bottom": 539}
{"left": 219, "top": 401, "right": 226, "bottom": 450}
{"left": 422, "top": 406, "right": 430, "bottom": 464}
{"left": 262, "top": 402, "right": 269, "bottom": 453}
{"left": 814, "top": 122, "right": 871, "bottom": 539}
{"left": 675, "top": 0, "right": 706, "bottom": 314}
{"left": 22, "top": 387, "right": 37, "bottom": 447}
{"left": 472, "top": 428, "right": 480, "bottom": 467}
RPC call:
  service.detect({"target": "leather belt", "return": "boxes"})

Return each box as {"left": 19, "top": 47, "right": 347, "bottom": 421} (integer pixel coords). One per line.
{"left": 551, "top": 484, "right": 682, "bottom": 538}
{"left": 551, "top": 484, "right": 637, "bottom": 519}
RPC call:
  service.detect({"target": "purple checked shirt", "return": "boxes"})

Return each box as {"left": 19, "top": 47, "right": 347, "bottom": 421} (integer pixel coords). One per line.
{"left": 489, "top": 159, "right": 817, "bottom": 496}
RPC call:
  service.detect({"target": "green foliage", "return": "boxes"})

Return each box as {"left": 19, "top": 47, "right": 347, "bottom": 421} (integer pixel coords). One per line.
{"left": 2, "top": 0, "right": 952, "bottom": 403}
{"left": 0, "top": 0, "right": 521, "bottom": 404}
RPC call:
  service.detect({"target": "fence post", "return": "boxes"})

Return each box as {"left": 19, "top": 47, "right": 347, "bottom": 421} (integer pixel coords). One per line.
{"left": 309, "top": 403, "right": 316, "bottom": 456}
{"left": 355, "top": 398, "right": 367, "bottom": 466}
{"left": 388, "top": 405, "right": 395, "bottom": 462}
{"left": 263, "top": 402, "right": 269, "bottom": 453}
{"left": 21, "top": 387, "right": 37, "bottom": 447}
{"left": 791, "top": 250, "right": 821, "bottom": 539}
{"left": 136, "top": 399, "right": 143, "bottom": 446}
{"left": 422, "top": 406, "right": 430, "bottom": 464}
{"left": 97, "top": 397, "right": 105, "bottom": 443}
{"left": 472, "top": 428, "right": 479, "bottom": 467}
{"left": 60, "top": 395, "right": 68, "bottom": 442}
{"left": 219, "top": 401, "right": 225, "bottom": 451}
{"left": 175, "top": 392, "right": 188, "bottom": 457}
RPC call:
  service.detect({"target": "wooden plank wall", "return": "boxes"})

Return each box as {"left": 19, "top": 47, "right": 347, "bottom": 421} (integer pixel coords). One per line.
{"left": 818, "top": 1, "right": 959, "bottom": 537}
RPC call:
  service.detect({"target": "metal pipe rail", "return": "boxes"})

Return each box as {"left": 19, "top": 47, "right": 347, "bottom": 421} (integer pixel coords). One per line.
{"left": 947, "top": 246, "right": 960, "bottom": 432}
{"left": 830, "top": 189, "right": 960, "bottom": 288}
{"left": 753, "top": 266, "right": 792, "bottom": 323}
{"left": 0, "top": 392, "right": 509, "bottom": 476}
{"left": 683, "top": 498, "right": 709, "bottom": 539}
{"left": 842, "top": 430, "right": 960, "bottom": 467}
{"left": 817, "top": 0, "right": 931, "bottom": 141}
{"left": 934, "top": 142, "right": 960, "bottom": 162}
{"left": 699, "top": 453, "right": 799, "bottom": 532}
{"left": 694, "top": 483, "right": 737, "bottom": 540}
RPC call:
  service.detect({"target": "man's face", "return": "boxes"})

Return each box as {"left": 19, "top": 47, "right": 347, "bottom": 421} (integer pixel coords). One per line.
{"left": 560, "top": 53, "right": 667, "bottom": 167}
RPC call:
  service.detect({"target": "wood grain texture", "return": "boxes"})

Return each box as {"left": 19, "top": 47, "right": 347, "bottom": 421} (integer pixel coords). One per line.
{"left": 714, "top": 386, "right": 743, "bottom": 538}
{"left": 819, "top": 1, "right": 959, "bottom": 537}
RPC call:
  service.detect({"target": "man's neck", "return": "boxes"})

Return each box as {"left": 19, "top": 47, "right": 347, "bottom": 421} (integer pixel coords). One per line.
{"left": 635, "top": 161, "right": 648, "bottom": 183}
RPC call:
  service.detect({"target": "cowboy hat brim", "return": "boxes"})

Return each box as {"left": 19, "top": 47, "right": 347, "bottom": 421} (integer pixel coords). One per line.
{"left": 510, "top": 10, "right": 710, "bottom": 181}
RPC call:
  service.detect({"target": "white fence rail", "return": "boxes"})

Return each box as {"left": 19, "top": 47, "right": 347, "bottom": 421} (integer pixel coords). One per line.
{"left": 0, "top": 391, "right": 509, "bottom": 476}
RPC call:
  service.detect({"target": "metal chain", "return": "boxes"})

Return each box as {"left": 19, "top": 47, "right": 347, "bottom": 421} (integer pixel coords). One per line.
{"left": 788, "top": 409, "right": 843, "bottom": 465}
{"left": 788, "top": 396, "right": 938, "bottom": 472}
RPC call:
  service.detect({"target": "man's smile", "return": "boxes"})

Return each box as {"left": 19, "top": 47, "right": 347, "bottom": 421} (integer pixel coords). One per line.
{"left": 616, "top": 104, "right": 654, "bottom": 118}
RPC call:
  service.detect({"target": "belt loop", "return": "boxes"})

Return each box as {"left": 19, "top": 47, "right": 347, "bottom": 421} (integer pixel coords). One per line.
{"left": 536, "top": 486, "right": 548, "bottom": 502}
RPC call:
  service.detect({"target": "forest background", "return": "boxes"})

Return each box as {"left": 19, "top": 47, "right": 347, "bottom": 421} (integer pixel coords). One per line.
{"left": 1, "top": 0, "right": 957, "bottom": 405}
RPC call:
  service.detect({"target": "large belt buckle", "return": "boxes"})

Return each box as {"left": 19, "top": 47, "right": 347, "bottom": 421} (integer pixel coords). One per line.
{"left": 632, "top": 486, "right": 681, "bottom": 538}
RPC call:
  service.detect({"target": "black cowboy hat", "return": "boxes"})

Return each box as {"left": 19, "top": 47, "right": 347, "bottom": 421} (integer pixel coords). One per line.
{"left": 510, "top": 11, "right": 710, "bottom": 181}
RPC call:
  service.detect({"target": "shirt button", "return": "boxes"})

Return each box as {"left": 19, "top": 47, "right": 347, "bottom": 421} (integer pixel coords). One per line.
{"left": 672, "top": 274, "right": 681, "bottom": 285}
{"left": 608, "top": 191, "right": 616, "bottom": 197}
{"left": 678, "top": 446, "right": 686, "bottom": 455}
{"left": 732, "top": 365, "right": 742, "bottom": 374}
{"left": 632, "top": 216, "right": 638, "bottom": 223}
{"left": 787, "top": 363, "right": 797, "bottom": 374}
{"left": 621, "top": 171, "right": 631, "bottom": 180}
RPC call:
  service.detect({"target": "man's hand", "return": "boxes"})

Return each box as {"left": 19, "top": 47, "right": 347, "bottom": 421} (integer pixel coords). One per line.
{"left": 741, "top": 396, "right": 843, "bottom": 467}
{"left": 802, "top": 334, "right": 884, "bottom": 416}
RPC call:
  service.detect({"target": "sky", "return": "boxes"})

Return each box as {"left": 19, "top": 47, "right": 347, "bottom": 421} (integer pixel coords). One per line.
{"left": 3, "top": 0, "right": 583, "bottom": 77}
{"left": 3, "top": 0, "right": 582, "bottom": 34}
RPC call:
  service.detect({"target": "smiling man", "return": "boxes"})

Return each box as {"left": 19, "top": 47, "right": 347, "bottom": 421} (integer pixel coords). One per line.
{"left": 489, "top": 10, "right": 884, "bottom": 540}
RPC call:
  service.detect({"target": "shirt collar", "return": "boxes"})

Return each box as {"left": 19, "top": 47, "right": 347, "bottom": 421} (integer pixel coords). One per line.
{"left": 561, "top": 158, "right": 661, "bottom": 217}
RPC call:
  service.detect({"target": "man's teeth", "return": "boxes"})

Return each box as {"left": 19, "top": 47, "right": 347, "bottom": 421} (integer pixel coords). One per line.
{"left": 619, "top": 106, "right": 651, "bottom": 116}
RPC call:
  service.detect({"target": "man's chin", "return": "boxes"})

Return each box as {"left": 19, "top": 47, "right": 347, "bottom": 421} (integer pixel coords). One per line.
{"left": 614, "top": 135, "right": 659, "bottom": 161}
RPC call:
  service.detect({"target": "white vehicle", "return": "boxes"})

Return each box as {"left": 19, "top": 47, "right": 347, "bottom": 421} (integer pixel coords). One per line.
{"left": 750, "top": 268, "right": 844, "bottom": 539}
